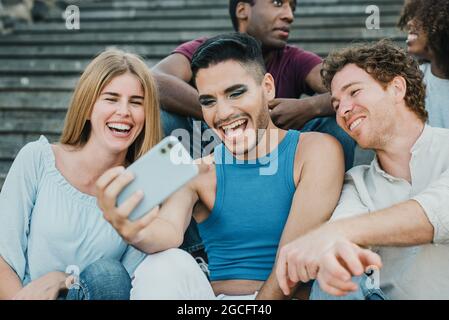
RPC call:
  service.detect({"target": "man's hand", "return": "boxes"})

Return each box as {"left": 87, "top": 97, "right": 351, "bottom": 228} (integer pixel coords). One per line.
{"left": 269, "top": 98, "right": 318, "bottom": 130}
{"left": 276, "top": 225, "right": 382, "bottom": 297}
{"left": 12, "top": 272, "right": 67, "bottom": 300}
{"left": 96, "top": 166, "right": 159, "bottom": 244}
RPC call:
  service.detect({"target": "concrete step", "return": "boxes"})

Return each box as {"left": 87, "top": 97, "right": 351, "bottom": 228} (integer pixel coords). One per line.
{"left": 0, "top": 44, "right": 175, "bottom": 59}
{"left": 44, "top": 5, "right": 403, "bottom": 21}
{"left": 12, "top": 15, "right": 401, "bottom": 34}
{"left": 74, "top": 0, "right": 402, "bottom": 10}
{"left": 0, "top": 91, "right": 71, "bottom": 110}
{"left": 0, "top": 133, "right": 60, "bottom": 160}
{"left": 0, "top": 58, "right": 158, "bottom": 75}
{"left": 0, "top": 28, "right": 405, "bottom": 44}
{"left": 0, "top": 40, "right": 406, "bottom": 60}
{"left": 0, "top": 110, "right": 66, "bottom": 134}
{"left": 0, "top": 75, "right": 78, "bottom": 91}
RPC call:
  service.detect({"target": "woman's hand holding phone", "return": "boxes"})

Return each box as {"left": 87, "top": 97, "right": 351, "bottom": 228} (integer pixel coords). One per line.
{"left": 96, "top": 166, "right": 160, "bottom": 244}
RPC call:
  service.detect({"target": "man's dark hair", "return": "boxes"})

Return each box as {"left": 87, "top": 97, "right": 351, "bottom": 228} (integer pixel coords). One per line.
{"left": 398, "top": 0, "right": 449, "bottom": 78}
{"left": 191, "top": 32, "right": 266, "bottom": 87}
{"left": 321, "top": 39, "right": 428, "bottom": 123}
{"left": 229, "top": 0, "right": 254, "bottom": 31}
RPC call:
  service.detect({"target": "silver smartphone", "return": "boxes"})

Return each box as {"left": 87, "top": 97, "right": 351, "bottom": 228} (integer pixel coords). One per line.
{"left": 116, "top": 136, "right": 199, "bottom": 221}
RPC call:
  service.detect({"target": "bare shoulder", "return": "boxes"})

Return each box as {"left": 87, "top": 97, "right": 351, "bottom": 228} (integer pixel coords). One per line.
{"left": 297, "top": 131, "right": 343, "bottom": 160}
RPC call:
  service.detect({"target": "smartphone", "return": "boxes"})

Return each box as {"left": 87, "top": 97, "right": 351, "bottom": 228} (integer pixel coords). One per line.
{"left": 116, "top": 136, "right": 199, "bottom": 221}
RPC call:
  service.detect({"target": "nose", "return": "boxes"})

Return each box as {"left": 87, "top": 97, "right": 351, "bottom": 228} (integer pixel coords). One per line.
{"left": 338, "top": 97, "right": 355, "bottom": 119}
{"left": 116, "top": 99, "right": 131, "bottom": 116}
{"left": 215, "top": 100, "right": 235, "bottom": 124}
{"left": 281, "top": 3, "right": 294, "bottom": 23}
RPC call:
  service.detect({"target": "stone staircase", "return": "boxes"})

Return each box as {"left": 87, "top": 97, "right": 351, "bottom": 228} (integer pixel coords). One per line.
{"left": 0, "top": 0, "right": 405, "bottom": 189}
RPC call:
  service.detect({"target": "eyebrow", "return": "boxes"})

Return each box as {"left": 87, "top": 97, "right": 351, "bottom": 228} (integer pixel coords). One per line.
{"left": 198, "top": 84, "right": 248, "bottom": 101}
{"left": 331, "top": 82, "right": 362, "bottom": 105}
{"left": 224, "top": 84, "right": 247, "bottom": 95}
{"left": 102, "top": 92, "right": 144, "bottom": 99}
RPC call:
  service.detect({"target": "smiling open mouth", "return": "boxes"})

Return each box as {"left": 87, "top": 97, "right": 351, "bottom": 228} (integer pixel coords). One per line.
{"left": 220, "top": 119, "right": 248, "bottom": 139}
{"left": 349, "top": 118, "right": 365, "bottom": 132}
{"left": 107, "top": 123, "right": 132, "bottom": 135}
{"left": 406, "top": 33, "right": 418, "bottom": 44}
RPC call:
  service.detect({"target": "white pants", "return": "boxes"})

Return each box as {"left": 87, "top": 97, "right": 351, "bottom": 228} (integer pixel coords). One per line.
{"left": 130, "top": 248, "right": 257, "bottom": 300}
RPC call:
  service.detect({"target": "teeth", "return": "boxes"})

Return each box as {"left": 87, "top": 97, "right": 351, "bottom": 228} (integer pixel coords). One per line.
{"left": 222, "top": 119, "right": 246, "bottom": 131}
{"left": 407, "top": 34, "right": 418, "bottom": 44}
{"left": 349, "top": 118, "right": 363, "bottom": 131}
{"left": 108, "top": 123, "right": 131, "bottom": 131}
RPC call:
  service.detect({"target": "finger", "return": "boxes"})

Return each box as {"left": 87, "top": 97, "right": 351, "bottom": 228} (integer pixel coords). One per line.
{"left": 322, "top": 253, "right": 352, "bottom": 282}
{"left": 120, "top": 206, "right": 160, "bottom": 241}
{"left": 336, "top": 244, "right": 365, "bottom": 276}
{"left": 275, "top": 248, "right": 291, "bottom": 296}
{"left": 321, "top": 268, "right": 358, "bottom": 293}
{"left": 132, "top": 214, "right": 159, "bottom": 244}
{"left": 95, "top": 166, "right": 126, "bottom": 193}
{"left": 305, "top": 262, "right": 319, "bottom": 280}
{"left": 116, "top": 219, "right": 141, "bottom": 243}
{"left": 117, "top": 190, "right": 144, "bottom": 219}
{"left": 268, "top": 99, "right": 281, "bottom": 109}
{"left": 103, "top": 171, "right": 135, "bottom": 205}
{"left": 287, "top": 278, "right": 297, "bottom": 289}
{"left": 316, "top": 273, "right": 353, "bottom": 298}
{"left": 134, "top": 206, "right": 160, "bottom": 230}
{"left": 296, "top": 265, "right": 310, "bottom": 283}
{"left": 358, "top": 248, "right": 383, "bottom": 270}
{"left": 287, "top": 254, "right": 301, "bottom": 284}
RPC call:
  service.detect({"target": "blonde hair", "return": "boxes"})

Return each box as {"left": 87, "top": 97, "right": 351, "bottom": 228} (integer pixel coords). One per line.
{"left": 60, "top": 49, "right": 162, "bottom": 163}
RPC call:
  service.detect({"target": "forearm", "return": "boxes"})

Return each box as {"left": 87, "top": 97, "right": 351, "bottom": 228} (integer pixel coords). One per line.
{"left": 0, "top": 257, "right": 22, "bottom": 300}
{"left": 133, "top": 217, "right": 185, "bottom": 254}
{"left": 333, "top": 200, "right": 434, "bottom": 247}
{"left": 257, "top": 272, "right": 290, "bottom": 300}
{"left": 154, "top": 72, "right": 203, "bottom": 119}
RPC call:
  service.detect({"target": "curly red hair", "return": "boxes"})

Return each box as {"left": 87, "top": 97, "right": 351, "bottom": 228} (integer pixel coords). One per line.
{"left": 321, "top": 40, "right": 428, "bottom": 122}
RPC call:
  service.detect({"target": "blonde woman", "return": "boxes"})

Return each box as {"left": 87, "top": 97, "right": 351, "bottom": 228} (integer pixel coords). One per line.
{"left": 0, "top": 49, "right": 162, "bottom": 300}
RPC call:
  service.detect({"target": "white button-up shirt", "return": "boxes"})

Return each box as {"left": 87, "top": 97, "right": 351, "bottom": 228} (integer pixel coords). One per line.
{"left": 332, "top": 125, "right": 449, "bottom": 299}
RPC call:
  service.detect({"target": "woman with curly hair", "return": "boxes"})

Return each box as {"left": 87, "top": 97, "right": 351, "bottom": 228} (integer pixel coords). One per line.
{"left": 398, "top": 0, "right": 449, "bottom": 128}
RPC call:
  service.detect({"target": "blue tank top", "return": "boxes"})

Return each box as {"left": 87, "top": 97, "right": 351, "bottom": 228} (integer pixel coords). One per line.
{"left": 197, "top": 130, "right": 300, "bottom": 281}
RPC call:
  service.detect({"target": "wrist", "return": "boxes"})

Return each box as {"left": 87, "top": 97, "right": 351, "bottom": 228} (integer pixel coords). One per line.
{"left": 312, "top": 94, "right": 334, "bottom": 118}
{"left": 327, "top": 219, "right": 361, "bottom": 245}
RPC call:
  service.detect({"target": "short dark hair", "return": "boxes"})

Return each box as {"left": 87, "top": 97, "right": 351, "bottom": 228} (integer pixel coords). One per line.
{"left": 398, "top": 0, "right": 449, "bottom": 78}
{"left": 229, "top": 0, "right": 254, "bottom": 31}
{"left": 321, "top": 39, "right": 428, "bottom": 122}
{"left": 191, "top": 32, "right": 266, "bottom": 87}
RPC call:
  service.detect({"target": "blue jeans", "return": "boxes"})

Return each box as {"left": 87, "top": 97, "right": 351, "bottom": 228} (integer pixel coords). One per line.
{"left": 309, "top": 275, "right": 388, "bottom": 300}
{"left": 65, "top": 259, "right": 132, "bottom": 300}
{"left": 161, "top": 110, "right": 356, "bottom": 253}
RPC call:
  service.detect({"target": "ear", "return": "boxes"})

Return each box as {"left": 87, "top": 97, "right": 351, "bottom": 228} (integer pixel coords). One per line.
{"left": 390, "top": 76, "right": 407, "bottom": 103}
{"left": 236, "top": 2, "right": 251, "bottom": 32}
{"left": 262, "top": 73, "right": 276, "bottom": 101}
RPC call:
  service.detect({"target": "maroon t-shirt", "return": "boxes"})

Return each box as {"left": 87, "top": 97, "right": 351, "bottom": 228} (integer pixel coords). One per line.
{"left": 172, "top": 37, "right": 322, "bottom": 98}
